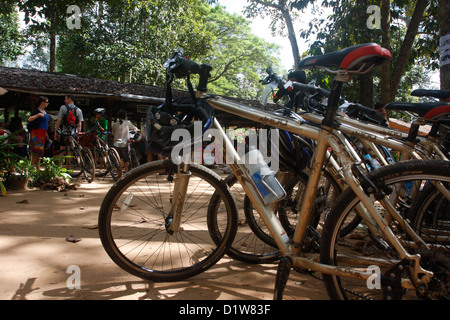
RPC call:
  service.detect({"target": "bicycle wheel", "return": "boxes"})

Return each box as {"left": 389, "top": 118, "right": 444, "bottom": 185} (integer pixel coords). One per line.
{"left": 320, "top": 160, "right": 450, "bottom": 300}
{"left": 130, "top": 148, "right": 140, "bottom": 169}
{"left": 81, "top": 148, "right": 95, "bottom": 183}
{"left": 54, "top": 145, "right": 83, "bottom": 178}
{"left": 209, "top": 174, "right": 281, "bottom": 264}
{"left": 98, "top": 160, "right": 237, "bottom": 282}
{"left": 108, "top": 147, "right": 121, "bottom": 181}
{"left": 94, "top": 145, "right": 110, "bottom": 178}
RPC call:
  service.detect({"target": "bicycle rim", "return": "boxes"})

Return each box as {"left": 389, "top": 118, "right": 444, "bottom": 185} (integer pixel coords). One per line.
{"left": 98, "top": 160, "right": 237, "bottom": 281}
{"left": 211, "top": 174, "right": 281, "bottom": 264}
{"left": 108, "top": 148, "right": 121, "bottom": 181}
{"left": 94, "top": 148, "right": 110, "bottom": 177}
{"left": 81, "top": 148, "right": 95, "bottom": 183}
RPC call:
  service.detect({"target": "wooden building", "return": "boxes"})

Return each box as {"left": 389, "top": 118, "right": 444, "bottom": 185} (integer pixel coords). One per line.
{"left": 0, "top": 66, "right": 265, "bottom": 131}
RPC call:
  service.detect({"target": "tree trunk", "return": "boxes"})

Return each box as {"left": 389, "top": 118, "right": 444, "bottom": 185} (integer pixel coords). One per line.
{"left": 439, "top": 0, "right": 450, "bottom": 90}
{"left": 280, "top": 4, "right": 300, "bottom": 69}
{"left": 49, "top": 4, "right": 57, "bottom": 72}
{"left": 389, "top": 0, "right": 428, "bottom": 100}
{"left": 252, "top": 0, "right": 301, "bottom": 69}
{"left": 380, "top": 0, "right": 391, "bottom": 104}
{"left": 357, "top": 0, "right": 373, "bottom": 107}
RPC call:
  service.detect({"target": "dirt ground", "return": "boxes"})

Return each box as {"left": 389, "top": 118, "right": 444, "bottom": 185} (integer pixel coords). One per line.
{"left": 0, "top": 174, "right": 329, "bottom": 301}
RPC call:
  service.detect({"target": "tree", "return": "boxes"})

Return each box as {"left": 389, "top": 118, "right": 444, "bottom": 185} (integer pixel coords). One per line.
{"left": 3, "top": 0, "right": 93, "bottom": 72}
{"left": 56, "top": 2, "right": 281, "bottom": 99}
{"left": 303, "top": 0, "right": 437, "bottom": 105}
{"left": 57, "top": 0, "right": 214, "bottom": 83}
{"left": 389, "top": 0, "right": 428, "bottom": 100}
{"left": 201, "top": 5, "right": 281, "bottom": 99}
{"left": 0, "top": 7, "right": 24, "bottom": 64}
{"left": 439, "top": 0, "right": 450, "bottom": 89}
{"left": 244, "top": 0, "right": 310, "bottom": 70}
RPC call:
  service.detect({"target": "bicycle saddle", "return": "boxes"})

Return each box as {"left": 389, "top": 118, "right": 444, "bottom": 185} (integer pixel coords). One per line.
{"left": 298, "top": 43, "right": 391, "bottom": 74}
{"left": 411, "top": 89, "right": 450, "bottom": 101}
{"left": 385, "top": 102, "right": 450, "bottom": 121}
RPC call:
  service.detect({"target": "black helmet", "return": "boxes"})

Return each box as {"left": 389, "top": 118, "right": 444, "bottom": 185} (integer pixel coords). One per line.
{"left": 277, "top": 130, "right": 313, "bottom": 172}
{"left": 146, "top": 96, "right": 214, "bottom": 157}
{"left": 270, "top": 109, "right": 314, "bottom": 173}
{"left": 94, "top": 108, "right": 106, "bottom": 115}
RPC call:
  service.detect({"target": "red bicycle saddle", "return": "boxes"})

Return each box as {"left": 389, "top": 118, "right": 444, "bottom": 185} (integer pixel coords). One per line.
{"left": 385, "top": 102, "right": 450, "bottom": 121}
{"left": 298, "top": 43, "right": 391, "bottom": 74}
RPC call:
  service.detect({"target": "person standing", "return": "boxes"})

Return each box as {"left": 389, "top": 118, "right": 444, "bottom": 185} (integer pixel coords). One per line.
{"left": 54, "top": 95, "right": 83, "bottom": 141}
{"left": 112, "top": 109, "right": 138, "bottom": 173}
{"left": 94, "top": 108, "right": 108, "bottom": 140}
{"left": 28, "top": 96, "right": 50, "bottom": 169}
{"left": 7, "top": 117, "right": 27, "bottom": 158}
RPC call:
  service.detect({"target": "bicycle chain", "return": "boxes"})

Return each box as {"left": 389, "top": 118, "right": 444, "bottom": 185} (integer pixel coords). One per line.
{"left": 293, "top": 266, "right": 372, "bottom": 300}
{"left": 292, "top": 237, "right": 390, "bottom": 300}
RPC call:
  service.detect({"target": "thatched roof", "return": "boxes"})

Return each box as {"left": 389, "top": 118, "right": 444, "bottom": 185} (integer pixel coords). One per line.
{"left": 0, "top": 66, "right": 168, "bottom": 103}
{"left": 0, "top": 66, "right": 271, "bottom": 127}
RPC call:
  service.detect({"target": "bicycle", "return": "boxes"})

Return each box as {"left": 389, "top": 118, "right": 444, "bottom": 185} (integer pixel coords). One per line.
{"left": 128, "top": 130, "right": 141, "bottom": 170}
{"left": 225, "top": 69, "right": 450, "bottom": 263}
{"left": 99, "top": 44, "right": 450, "bottom": 300}
{"left": 83, "top": 128, "right": 121, "bottom": 181}
{"left": 110, "top": 130, "right": 141, "bottom": 176}
{"left": 54, "top": 130, "right": 95, "bottom": 183}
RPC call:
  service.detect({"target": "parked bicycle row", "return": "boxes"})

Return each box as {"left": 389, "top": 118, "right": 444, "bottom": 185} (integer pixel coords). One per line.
{"left": 97, "top": 43, "right": 450, "bottom": 300}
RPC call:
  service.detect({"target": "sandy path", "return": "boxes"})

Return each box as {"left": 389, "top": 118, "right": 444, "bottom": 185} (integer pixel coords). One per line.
{"left": 0, "top": 176, "right": 328, "bottom": 300}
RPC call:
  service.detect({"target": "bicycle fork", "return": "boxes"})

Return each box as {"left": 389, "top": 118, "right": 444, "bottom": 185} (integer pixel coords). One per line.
{"left": 166, "top": 157, "right": 191, "bottom": 234}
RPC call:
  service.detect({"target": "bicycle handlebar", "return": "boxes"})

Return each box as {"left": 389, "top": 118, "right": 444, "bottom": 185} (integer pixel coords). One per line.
{"left": 164, "top": 49, "right": 213, "bottom": 92}
{"left": 290, "top": 82, "right": 331, "bottom": 98}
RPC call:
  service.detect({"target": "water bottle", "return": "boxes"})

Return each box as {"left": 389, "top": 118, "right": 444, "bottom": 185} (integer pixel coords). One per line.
{"left": 363, "top": 154, "right": 381, "bottom": 171}
{"left": 245, "top": 148, "right": 286, "bottom": 205}
{"left": 120, "top": 193, "right": 134, "bottom": 213}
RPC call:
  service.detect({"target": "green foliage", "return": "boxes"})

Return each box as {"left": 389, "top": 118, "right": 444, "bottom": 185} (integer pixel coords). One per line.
{"left": 0, "top": 8, "right": 25, "bottom": 63}
{"left": 55, "top": 1, "right": 281, "bottom": 99}
{"left": 0, "top": 134, "right": 72, "bottom": 195}
{"left": 31, "top": 156, "right": 72, "bottom": 185}
{"left": 200, "top": 5, "right": 281, "bottom": 99}
{"left": 301, "top": 0, "right": 438, "bottom": 106}
{"left": 57, "top": 0, "right": 215, "bottom": 83}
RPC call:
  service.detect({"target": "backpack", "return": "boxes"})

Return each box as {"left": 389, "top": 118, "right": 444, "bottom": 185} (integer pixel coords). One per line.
{"left": 26, "top": 110, "right": 40, "bottom": 132}
{"left": 63, "top": 104, "right": 79, "bottom": 128}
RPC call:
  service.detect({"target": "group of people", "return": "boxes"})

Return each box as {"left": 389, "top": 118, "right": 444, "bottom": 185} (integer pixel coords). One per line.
{"left": 8, "top": 94, "right": 139, "bottom": 174}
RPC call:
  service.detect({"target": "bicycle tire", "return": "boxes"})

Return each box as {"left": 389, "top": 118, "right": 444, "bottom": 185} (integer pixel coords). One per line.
{"left": 408, "top": 181, "right": 450, "bottom": 255}
{"left": 54, "top": 145, "right": 83, "bottom": 178}
{"left": 98, "top": 160, "right": 237, "bottom": 282}
{"left": 209, "top": 174, "right": 281, "bottom": 264}
{"left": 108, "top": 148, "right": 121, "bottom": 181}
{"left": 320, "top": 159, "right": 450, "bottom": 300}
{"left": 130, "top": 148, "right": 140, "bottom": 169}
{"left": 81, "top": 148, "right": 95, "bottom": 183}
{"left": 94, "top": 144, "right": 110, "bottom": 178}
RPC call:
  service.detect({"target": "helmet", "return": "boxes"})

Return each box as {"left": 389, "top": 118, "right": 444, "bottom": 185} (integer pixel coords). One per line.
{"left": 94, "top": 108, "right": 106, "bottom": 115}
{"left": 146, "top": 96, "right": 214, "bottom": 157}
{"left": 277, "top": 130, "right": 313, "bottom": 173}
{"left": 270, "top": 109, "right": 314, "bottom": 173}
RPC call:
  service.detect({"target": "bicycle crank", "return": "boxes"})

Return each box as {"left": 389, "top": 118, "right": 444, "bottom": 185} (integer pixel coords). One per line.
{"left": 273, "top": 256, "right": 292, "bottom": 300}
